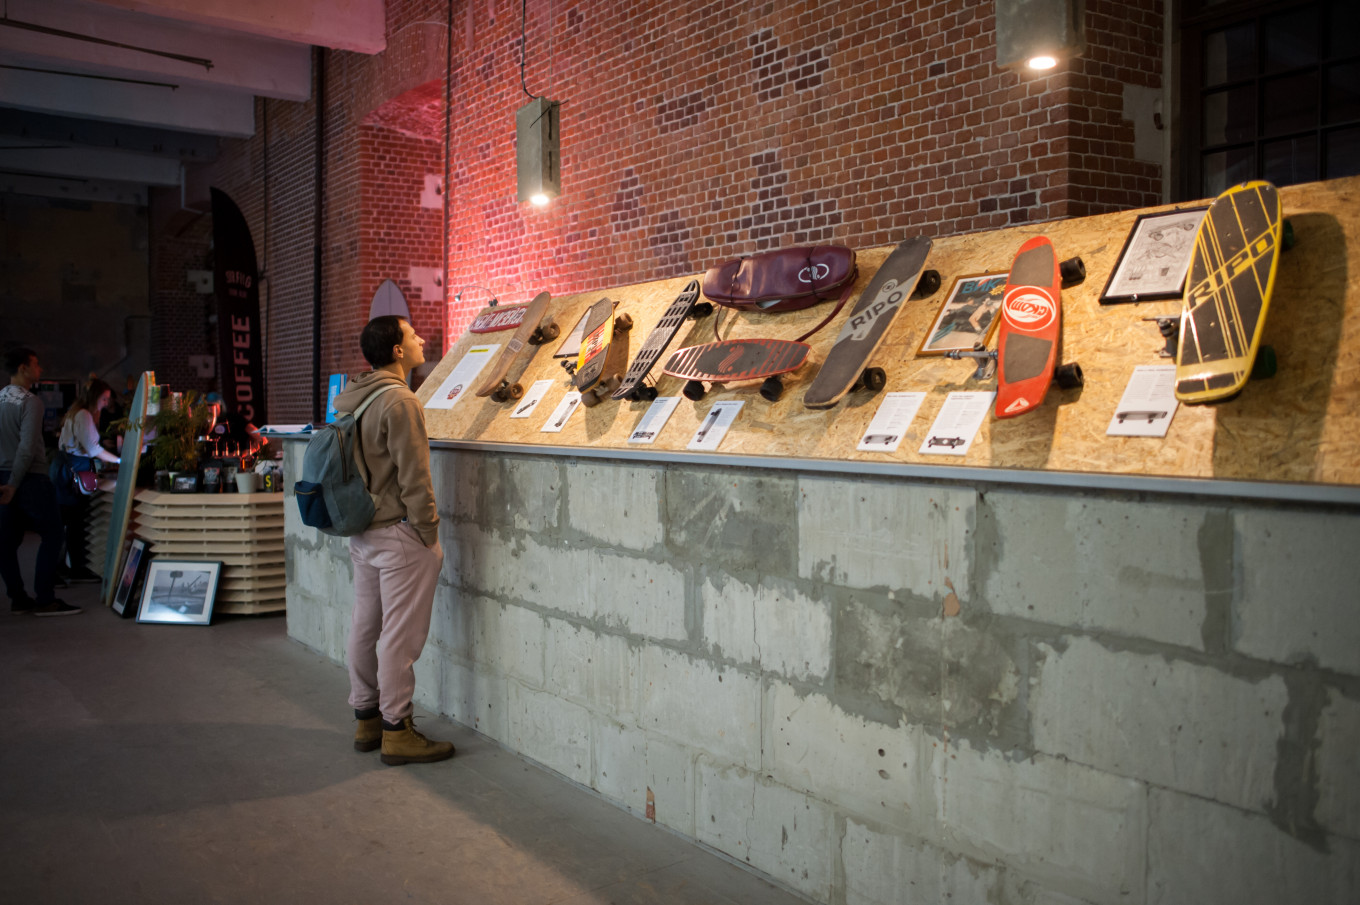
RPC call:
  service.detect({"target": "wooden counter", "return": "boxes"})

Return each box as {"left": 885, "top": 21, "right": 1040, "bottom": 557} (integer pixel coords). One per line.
{"left": 132, "top": 490, "right": 285, "bottom": 615}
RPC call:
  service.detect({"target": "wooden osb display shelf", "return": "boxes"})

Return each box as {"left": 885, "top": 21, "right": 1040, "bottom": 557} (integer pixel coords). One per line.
{"left": 419, "top": 176, "right": 1360, "bottom": 491}
{"left": 132, "top": 490, "right": 285, "bottom": 615}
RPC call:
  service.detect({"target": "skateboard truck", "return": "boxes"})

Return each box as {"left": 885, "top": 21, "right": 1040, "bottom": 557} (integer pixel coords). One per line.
{"left": 1143, "top": 315, "right": 1180, "bottom": 358}
{"left": 946, "top": 343, "right": 998, "bottom": 381}
{"left": 528, "top": 318, "right": 560, "bottom": 345}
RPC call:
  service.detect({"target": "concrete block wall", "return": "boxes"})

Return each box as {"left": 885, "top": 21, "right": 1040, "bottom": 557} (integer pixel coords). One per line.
{"left": 284, "top": 441, "right": 1360, "bottom": 905}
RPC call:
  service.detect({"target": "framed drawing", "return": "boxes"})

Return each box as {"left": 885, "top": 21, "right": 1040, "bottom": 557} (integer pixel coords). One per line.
{"left": 918, "top": 273, "right": 1007, "bottom": 356}
{"left": 136, "top": 559, "right": 222, "bottom": 626}
{"left": 1100, "top": 207, "right": 1208, "bottom": 304}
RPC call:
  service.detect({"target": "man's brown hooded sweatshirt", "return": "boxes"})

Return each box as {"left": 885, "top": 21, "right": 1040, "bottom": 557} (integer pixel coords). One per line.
{"left": 333, "top": 369, "right": 439, "bottom": 546}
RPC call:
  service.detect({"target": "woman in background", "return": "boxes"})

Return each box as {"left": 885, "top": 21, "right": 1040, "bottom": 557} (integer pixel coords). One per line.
{"left": 56, "top": 378, "right": 120, "bottom": 583}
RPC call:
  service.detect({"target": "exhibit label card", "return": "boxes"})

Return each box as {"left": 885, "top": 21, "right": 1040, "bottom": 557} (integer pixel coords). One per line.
{"left": 628, "top": 396, "right": 682, "bottom": 444}
{"left": 919, "top": 391, "right": 994, "bottom": 456}
{"left": 687, "top": 400, "right": 744, "bottom": 451}
{"left": 541, "top": 391, "right": 581, "bottom": 432}
{"left": 1107, "top": 365, "right": 1178, "bottom": 437}
{"left": 425, "top": 345, "right": 499, "bottom": 409}
{"left": 858, "top": 392, "right": 926, "bottom": 452}
{"left": 509, "top": 380, "right": 554, "bottom": 419}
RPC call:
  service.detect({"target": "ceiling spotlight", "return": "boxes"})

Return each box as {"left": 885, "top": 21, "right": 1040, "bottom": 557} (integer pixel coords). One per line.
{"left": 995, "top": 0, "right": 1084, "bottom": 72}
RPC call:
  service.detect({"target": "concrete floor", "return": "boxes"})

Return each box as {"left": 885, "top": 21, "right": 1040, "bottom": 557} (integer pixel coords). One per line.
{"left": 0, "top": 544, "right": 807, "bottom": 905}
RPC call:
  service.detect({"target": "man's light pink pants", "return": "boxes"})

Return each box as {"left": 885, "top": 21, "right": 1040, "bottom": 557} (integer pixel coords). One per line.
{"left": 346, "top": 522, "right": 443, "bottom": 724}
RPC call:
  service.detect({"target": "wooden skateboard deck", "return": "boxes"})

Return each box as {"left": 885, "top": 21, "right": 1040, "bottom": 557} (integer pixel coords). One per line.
{"left": 803, "top": 236, "right": 935, "bottom": 409}
{"left": 101, "top": 371, "right": 154, "bottom": 607}
{"left": 996, "top": 237, "right": 1062, "bottom": 418}
{"left": 663, "top": 338, "right": 810, "bottom": 402}
{"left": 473, "top": 292, "right": 555, "bottom": 400}
{"left": 469, "top": 303, "right": 530, "bottom": 334}
{"left": 1175, "top": 180, "right": 1283, "bottom": 403}
{"left": 612, "top": 279, "right": 706, "bottom": 401}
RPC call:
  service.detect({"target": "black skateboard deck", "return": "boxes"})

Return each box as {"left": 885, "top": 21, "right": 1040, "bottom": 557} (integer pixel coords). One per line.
{"left": 803, "top": 236, "right": 936, "bottom": 409}
{"left": 612, "top": 280, "right": 709, "bottom": 401}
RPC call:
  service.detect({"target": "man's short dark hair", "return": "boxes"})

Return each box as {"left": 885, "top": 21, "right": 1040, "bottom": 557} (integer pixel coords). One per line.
{"left": 360, "top": 316, "right": 408, "bottom": 368}
{"left": 4, "top": 347, "right": 36, "bottom": 375}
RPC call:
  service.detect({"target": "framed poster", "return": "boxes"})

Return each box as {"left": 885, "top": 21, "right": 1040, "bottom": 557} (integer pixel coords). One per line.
{"left": 112, "top": 538, "right": 149, "bottom": 617}
{"left": 918, "top": 273, "right": 1007, "bottom": 355}
{"left": 1100, "top": 207, "right": 1207, "bottom": 304}
{"left": 136, "top": 560, "right": 222, "bottom": 626}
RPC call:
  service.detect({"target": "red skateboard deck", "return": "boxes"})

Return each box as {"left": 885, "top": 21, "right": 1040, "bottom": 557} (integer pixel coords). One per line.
{"left": 662, "top": 338, "right": 810, "bottom": 402}
{"left": 996, "top": 237, "right": 1063, "bottom": 418}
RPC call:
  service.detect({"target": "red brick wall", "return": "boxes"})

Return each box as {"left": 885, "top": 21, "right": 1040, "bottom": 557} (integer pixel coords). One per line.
{"left": 155, "top": 0, "right": 1164, "bottom": 421}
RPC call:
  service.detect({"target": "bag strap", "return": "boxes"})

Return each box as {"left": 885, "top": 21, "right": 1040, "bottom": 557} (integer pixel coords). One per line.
{"left": 349, "top": 383, "right": 401, "bottom": 420}
{"left": 336, "top": 383, "right": 401, "bottom": 487}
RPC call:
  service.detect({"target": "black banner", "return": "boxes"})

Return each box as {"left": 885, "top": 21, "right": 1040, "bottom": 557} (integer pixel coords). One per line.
{"left": 210, "top": 188, "right": 267, "bottom": 424}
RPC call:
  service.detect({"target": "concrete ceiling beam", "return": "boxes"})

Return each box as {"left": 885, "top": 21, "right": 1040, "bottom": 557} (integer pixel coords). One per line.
{"left": 86, "top": 0, "right": 385, "bottom": 54}
{"left": 1, "top": 0, "right": 311, "bottom": 101}
{"left": 0, "top": 139, "right": 184, "bottom": 186}
{"left": 0, "top": 67, "right": 256, "bottom": 137}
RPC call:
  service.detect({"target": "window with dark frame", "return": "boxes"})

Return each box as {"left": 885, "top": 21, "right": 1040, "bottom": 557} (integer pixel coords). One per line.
{"left": 1179, "top": 0, "right": 1360, "bottom": 200}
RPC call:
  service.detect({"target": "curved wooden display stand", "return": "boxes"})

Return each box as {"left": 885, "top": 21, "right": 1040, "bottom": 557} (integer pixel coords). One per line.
{"left": 419, "top": 176, "right": 1360, "bottom": 491}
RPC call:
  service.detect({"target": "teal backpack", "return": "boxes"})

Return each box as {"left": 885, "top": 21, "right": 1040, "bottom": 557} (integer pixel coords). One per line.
{"left": 295, "top": 384, "right": 400, "bottom": 536}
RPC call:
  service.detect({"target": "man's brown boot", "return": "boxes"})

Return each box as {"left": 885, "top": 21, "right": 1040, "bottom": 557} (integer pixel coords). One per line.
{"left": 380, "top": 716, "right": 455, "bottom": 766}
{"left": 354, "top": 708, "right": 382, "bottom": 752}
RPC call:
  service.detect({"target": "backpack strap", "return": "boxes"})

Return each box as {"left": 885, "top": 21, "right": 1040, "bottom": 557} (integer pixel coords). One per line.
{"left": 349, "top": 383, "right": 402, "bottom": 420}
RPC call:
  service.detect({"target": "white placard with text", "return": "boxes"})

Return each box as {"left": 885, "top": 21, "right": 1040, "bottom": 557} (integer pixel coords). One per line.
{"left": 1107, "top": 365, "right": 1178, "bottom": 437}
{"left": 509, "top": 380, "right": 555, "bottom": 419}
{"left": 919, "top": 391, "right": 994, "bottom": 456}
{"left": 424, "top": 345, "right": 499, "bottom": 410}
{"left": 628, "top": 396, "right": 682, "bottom": 444}
{"left": 857, "top": 392, "right": 927, "bottom": 452}
{"left": 687, "top": 401, "right": 744, "bottom": 451}
{"left": 541, "top": 392, "right": 582, "bottom": 432}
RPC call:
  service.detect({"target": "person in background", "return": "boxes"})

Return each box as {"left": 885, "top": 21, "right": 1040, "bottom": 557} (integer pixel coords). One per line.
{"left": 0, "top": 348, "right": 80, "bottom": 616}
{"left": 55, "top": 378, "right": 120, "bottom": 583}
{"left": 203, "top": 392, "right": 264, "bottom": 458}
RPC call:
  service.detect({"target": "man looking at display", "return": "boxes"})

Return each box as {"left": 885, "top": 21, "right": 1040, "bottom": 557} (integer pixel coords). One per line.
{"left": 334, "top": 316, "right": 452, "bottom": 765}
{"left": 0, "top": 348, "right": 80, "bottom": 616}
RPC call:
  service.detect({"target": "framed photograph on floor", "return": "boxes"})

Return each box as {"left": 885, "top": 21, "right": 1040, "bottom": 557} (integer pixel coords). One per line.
{"left": 917, "top": 273, "right": 1007, "bottom": 356}
{"left": 1100, "top": 207, "right": 1208, "bottom": 305}
{"left": 112, "top": 538, "right": 150, "bottom": 617}
{"left": 136, "top": 559, "right": 222, "bottom": 626}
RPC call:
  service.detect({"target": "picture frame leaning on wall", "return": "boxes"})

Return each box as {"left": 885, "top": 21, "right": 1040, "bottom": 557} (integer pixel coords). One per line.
{"left": 136, "top": 560, "right": 223, "bottom": 626}
{"left": 917, "top": 272, "right": 1007, "bottom": 356}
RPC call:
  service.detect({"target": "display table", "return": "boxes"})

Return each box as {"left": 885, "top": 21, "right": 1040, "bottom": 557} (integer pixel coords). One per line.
{"left": 132, "top": 490, "right": 285, "bottom": 614}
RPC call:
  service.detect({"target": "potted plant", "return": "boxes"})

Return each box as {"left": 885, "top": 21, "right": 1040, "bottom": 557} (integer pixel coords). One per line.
{"left": 145, "top": 391, "right": 212, "bottom": 490}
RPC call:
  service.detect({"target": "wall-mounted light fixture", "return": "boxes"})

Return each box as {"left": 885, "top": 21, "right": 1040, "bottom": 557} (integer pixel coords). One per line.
{"left": 995, "top": 0, "right": 1085, "bottom": 72}
{"left": 517, "top": 97, "right": 560, "bottom": 207}
{"left": 452, "top": 285, "right": 499, "bottom": 306}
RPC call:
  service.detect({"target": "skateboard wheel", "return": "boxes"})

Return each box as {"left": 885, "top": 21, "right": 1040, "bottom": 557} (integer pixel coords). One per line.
{"left": 491, "top": 387, "right": 508, "bottom": 403}
{"left": 1060, "top": 257, "right": 1086, "bottom": 288}
{"left": 639, "top": 385, "right": 659, "bottom": 402}
{"left": 1252, "top": 345, "right": 1278, "bottom": 380}
{"left": 1282, "top": 220, "right": 1296, "bottom": 251}
{"left": 692, "top": 302, "right": 714, "bottom": 319}
{"left": 1054, "top": 362, "right": 1084, "bottom": 389}
{"left": 861, "top": 367, "right": 887, "bottom": 392}
{"left": 615, "top": 313, "right": 633, "bottom": 331}
{"left": 580, "top": 389, "right": 600, "bottom": 408}
{"left": 683, "top": 380, "right": 706, "bottom": 401}
{"left": 913, "top": 270, "right": 941, "bottom": 298}
{"left": 506, "top": 382, "right": 524, "bottom": 400}
{"left": 759, "top": 376, "right": 784, "bottom": 402}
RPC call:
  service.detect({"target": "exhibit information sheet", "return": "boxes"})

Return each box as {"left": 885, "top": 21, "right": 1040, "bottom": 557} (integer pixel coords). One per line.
{"left": 919, "top": 391, "right": 994, "bottom": 456}
{"left": 1107, "top": 365, "right": 1178, "bottom": 437}
{"left": 687, "top": 401, "right": 743, "bottom": 451}
{"left": 541, "top": 392, "right": 581, "bottom": 432}
{"left": 857, "top": 392, "right": 926, "bottom": 452}
{"left": 425, "top": 345, "right": 499, "bottom": 410}
{"left": 509, "top": 380, "right": 554, "bottom": 419}
{"left": 628, "top": 396, "right": 682, "bottom": 444}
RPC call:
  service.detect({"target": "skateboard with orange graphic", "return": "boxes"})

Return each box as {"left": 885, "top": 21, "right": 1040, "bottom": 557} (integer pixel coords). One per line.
{"left": 561, "top": 298, "right": 633, "bottom": 407}
{"left": 992, "top": 236, "right": 1085, "bottom": 418}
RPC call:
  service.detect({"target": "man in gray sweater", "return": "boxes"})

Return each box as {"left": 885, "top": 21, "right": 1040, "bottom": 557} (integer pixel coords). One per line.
{"left": 334, "top": 317, "right": 451, "bottom": 765}
{"left": 0, "top": 348, "right": 80, "bottom": 616}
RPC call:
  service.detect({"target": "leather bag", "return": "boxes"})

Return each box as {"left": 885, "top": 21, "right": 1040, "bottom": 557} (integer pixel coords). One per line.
{"left": 701, "top": 245, "right": 857, "bottom": 313}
